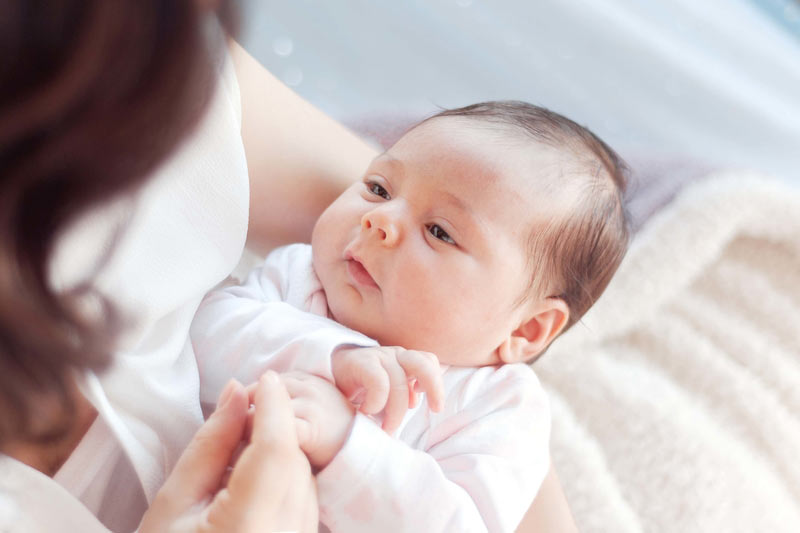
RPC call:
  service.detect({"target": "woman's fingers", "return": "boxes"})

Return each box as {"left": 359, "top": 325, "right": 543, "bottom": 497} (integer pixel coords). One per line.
{"left": 206, "top": 371, "right": 317, "bottom": 532}
{"left": 250, "top": 371, "right": 318, "bottom": 532}
{"left": 141, "top": 373, "right": 317, "bottom": 533}
{"left": 250, "top": 371, "right": 301, "bottom": 455}
{"left": 140, "top": 379, "right": 248, "bottom": 529}
{"left": 397, "top": 350, "right": 444, "bottom": 412}
{"left": 166, "top": 380, "right": 247, "bottom": 501}
{"left": 303, "top": 490, "right": 320, "bottom": 533}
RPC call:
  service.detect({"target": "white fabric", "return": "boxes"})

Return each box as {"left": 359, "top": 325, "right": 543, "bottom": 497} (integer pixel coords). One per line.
{"left": 53, "top": 417, "right": 122, "bottom": 522}
{"left": 0, "top": 50, "right": 249, "bottom": 532}
{"left": 192, "top": 243, "right": 551, "bottom": 533}
{"left": 536, "top": 174, "right": 800, "bottom": 532}
{"left": 0, "top": 460, "right": 115, "bottom": 533}
{"left": 193, "top": 245, "right": 375, "bottom": 404}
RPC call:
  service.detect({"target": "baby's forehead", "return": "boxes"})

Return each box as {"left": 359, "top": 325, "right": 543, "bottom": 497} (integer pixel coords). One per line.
{"left": 391, "top": 116, "right": 585, "bottom": 215}
{"left": 413, "top": 115, "right": 580, "bottom": 172}
{"left": 455, "top": 136, "right": 581, "bottom": 214}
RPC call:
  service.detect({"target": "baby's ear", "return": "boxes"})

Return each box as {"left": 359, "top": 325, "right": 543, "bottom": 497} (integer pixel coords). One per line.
{"left": 498, "top": 299, "right": 569, "bottom": 364}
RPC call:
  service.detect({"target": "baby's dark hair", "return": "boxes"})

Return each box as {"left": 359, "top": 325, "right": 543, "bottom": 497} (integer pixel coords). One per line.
{"left": 429, "top": 101, "right": 630, "bottom": 333}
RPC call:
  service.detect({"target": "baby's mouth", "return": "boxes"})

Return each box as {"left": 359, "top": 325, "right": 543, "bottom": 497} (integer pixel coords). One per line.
{"left": 345, "top": 254, "right": 379, "bottom": 288}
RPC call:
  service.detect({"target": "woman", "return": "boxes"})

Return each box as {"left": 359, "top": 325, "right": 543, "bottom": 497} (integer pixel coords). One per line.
{"left": 1, "top": 2, "right": 357, "bottom": 530}
{"left": 0, "top": 2, "right": 576, "bottom": 531}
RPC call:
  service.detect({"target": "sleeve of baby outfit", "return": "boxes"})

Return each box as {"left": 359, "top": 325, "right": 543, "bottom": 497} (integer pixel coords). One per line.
{"left": 316, "top": 365, "right": 551, "bottom": 533}
{"left": 191, "top": 244, "right": 376, "bottom": 403}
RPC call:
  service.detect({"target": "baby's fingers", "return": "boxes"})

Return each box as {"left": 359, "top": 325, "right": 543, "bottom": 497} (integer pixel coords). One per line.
{"left": 338, "top": 354, "right": 391, "bottom": 415}
{"left": 379, "top": 355, "right": 412, "bottom": 435}
{"left": 397, "top": 350, "right": 444, "bottom": 412}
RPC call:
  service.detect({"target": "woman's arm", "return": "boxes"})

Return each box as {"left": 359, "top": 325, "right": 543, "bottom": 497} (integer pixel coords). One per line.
{"left": 229, "top": 41, "right": 379, "bottom": 253}
{"left": 515, "top": 464, "right": 579, "bottom": 533}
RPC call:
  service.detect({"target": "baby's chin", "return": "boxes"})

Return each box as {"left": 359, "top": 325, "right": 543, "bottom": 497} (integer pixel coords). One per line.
{"left": 328, "top": 305, "right": 483, "bottom": 365}
{"left": 330, "top": 306, "right": 382, "bottom": 341}
{"left": 325, "top": 298, "right": 397, "bottom": 346}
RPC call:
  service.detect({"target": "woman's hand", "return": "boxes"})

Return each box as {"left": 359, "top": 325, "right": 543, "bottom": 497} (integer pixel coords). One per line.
{"left": 139, "top": 371, "right": 317, "bottom": 533}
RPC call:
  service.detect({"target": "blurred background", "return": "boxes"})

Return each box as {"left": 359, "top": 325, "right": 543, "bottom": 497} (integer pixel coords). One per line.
{"left": 240, "top": 0, "right": 799, "bottom": 185}
{"left": 236, "top": 4, "right": 800, "bottom": 530}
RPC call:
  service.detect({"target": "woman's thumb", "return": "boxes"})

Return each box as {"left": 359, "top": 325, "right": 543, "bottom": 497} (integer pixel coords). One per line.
{"left": 161, "top": 379, "right": 249, "bottom": 505}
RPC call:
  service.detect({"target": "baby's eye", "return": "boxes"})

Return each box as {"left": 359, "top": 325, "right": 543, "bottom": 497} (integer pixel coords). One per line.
{"left": 366, "top": 181, "right": 390, "bottom": 200}
{"left": 428, "top": 224, "right": 456, "bottom": 245}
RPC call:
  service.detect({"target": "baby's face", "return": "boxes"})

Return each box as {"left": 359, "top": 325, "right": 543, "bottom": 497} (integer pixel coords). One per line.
{"left": 312, "top": 117, "right": 564, "bottom": 366}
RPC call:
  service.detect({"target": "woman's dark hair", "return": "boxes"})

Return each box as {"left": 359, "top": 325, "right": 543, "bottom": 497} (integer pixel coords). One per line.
{"left": 430, "top": 101, "right": 630, "bottom": 335}
{"left": 0, "top": 1, "right": 236, "bottom": 447}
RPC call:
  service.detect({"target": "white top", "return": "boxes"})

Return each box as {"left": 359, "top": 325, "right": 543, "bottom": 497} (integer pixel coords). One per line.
{"left": 0, "top": 48, "right": 249, "bottom": 532}
{"left": 192, "top": 244, "right": 552, "bottom": 533}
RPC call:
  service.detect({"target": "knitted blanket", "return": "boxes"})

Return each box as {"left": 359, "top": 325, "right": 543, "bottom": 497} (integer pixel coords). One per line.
{"left": 536, "top": 173, "right": 800, "bottom": 532}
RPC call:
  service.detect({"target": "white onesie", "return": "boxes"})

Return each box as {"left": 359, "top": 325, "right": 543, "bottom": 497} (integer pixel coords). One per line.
{"left": 191, "top": 243, "right": 551, "bottom": 533}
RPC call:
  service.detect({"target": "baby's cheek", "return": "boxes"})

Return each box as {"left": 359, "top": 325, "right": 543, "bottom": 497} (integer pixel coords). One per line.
{"left": 396, "top": 294, "right": 453, "bottom": 347}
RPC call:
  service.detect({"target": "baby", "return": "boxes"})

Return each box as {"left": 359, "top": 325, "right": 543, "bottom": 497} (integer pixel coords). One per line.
{"left": 191, "top": 101, "right": 629, "bottom": 532}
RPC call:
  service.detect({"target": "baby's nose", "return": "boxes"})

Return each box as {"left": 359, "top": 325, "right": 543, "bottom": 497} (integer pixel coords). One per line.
{"left": 361, "top": 210, "right": 399, "bottom": 246}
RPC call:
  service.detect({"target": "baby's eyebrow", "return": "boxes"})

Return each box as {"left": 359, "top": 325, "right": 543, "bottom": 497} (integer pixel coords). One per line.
{"left": 372, "top": 153, "right": 404, "bottom": 174}
{"left": 371, "top": 153, "right": 486, "bottom": 239}
{"left": 440, "top": 190, "right": 471, "bottom": 215}
{"left": 440, "top": 190, "right": 489, "bottom": 242}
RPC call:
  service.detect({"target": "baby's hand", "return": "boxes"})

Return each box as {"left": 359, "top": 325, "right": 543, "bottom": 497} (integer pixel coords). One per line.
{"left": 331, "top": 346, "right": 445, "bottom": 434}
{"left": 279, "top": 371, "right": 355, "bottom": 470}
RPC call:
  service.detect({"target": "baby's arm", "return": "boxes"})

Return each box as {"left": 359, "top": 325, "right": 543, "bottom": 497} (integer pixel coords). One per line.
{"left": 191, "top": 245, "right": 375, "bottom": 404}
{"left": 315, "top": 365, "right": 551, "bottom": 533}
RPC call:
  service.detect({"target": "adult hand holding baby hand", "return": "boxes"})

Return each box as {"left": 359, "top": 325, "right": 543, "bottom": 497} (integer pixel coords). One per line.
{"left": 332, "top": 346, "right": 445, "bottom": 434}
{"left": 139, "top": 372, "right": 318, "bottom": 533}
{"left": 280, "top": 371, "right": 356, "bottom": 469}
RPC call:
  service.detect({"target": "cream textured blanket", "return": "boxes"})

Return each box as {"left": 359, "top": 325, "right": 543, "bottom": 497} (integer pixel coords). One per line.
{"left": 536, "top": 173, "right": 800, "bottom": 532}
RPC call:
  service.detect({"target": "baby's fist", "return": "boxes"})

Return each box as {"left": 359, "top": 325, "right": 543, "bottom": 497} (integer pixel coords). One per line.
{"left": 331, "top": 346, "right": 444, "bottom": 434}
{"left": 280, "top": 372, "right": 355, "bottom": 469}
